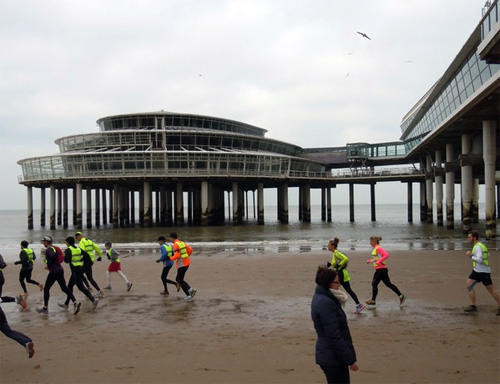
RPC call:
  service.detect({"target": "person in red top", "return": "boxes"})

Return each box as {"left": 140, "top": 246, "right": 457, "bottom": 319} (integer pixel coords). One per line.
{"left": 365, "top": 236, "right": 405, "bottom": 307}
{"left": 168, "top": 232, "right": 197, "bottom": 301}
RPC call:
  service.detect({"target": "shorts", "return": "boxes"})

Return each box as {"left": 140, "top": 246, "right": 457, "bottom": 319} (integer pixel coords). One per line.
{"left": 108, "top": 261, "right": 121, "bottom": 273}
{"left": 468, "top": 270, "right": 493, "bottom": 286}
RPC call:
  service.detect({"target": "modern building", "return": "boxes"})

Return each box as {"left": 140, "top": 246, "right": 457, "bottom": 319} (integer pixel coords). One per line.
{"left": 18, "top": 0, "right": 499, "bottom": 236}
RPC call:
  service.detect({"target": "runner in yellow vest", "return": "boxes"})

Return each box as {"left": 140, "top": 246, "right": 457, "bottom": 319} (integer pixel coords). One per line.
{"left": 464, "top": 230, "right": 500, "bottom": 315}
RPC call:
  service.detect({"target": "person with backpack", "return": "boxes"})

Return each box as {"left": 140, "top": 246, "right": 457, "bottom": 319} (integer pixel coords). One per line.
{"left": 15, "top": 240, "right": 43, "bottom": 296}
{"left": 168, "top": 232, "right": 196, "bottom": 301}
{"left": 37, "top": 236, "right": 81, "bottom": 315}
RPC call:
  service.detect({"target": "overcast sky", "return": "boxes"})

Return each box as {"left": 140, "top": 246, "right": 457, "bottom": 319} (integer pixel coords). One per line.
{"left": 0, "top": 0, "right": 487, "bottom": 210}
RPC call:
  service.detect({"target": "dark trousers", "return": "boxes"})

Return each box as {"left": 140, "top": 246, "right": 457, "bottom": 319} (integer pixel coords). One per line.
{"left": 371, "top": 268, "right": 402, "bottom": 300}
{"left": 175, "top": 266, "right": 191, "bottom": 296}
{"left": 161, "top": 265, "right": 177, "bottom": 292}
{"left": 44, "top": 270, "right": 76, "bottom": 307}
{"left": 0, "top": 306, "right": 31, "bottom": 347}
{"left": 320, "top": 364, "right": 350, "bottom": 384}
{"left": 83, "top": 263, "right": 101, "bottom": 291}
{"left": 19, "top": 269, "right": 40, "bottom": 294}
{"left": 65, "top": 267, "right": 95, "bottom": 305}
{"left": 338, "top": 270, "right": 360, "bottom": 305}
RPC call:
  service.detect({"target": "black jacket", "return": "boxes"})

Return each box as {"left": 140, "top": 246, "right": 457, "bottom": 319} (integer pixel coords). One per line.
{"left": 311, "top": 285, "right": 356, "bottom": 367}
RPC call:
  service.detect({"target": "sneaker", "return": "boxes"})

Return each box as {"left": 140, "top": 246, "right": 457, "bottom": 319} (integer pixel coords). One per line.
{"left": 103, "top": 285, "right": 112, "bottom": 290}
{"left": 58, "top": 303, "right": 69, "bottom": 310}
{"left": 25, "top": 341, "right": 35, "bottom": 358}
{"left": 88, "top": 287, "right": 94, "bottom": 293}
{"left": 464, "top": 305, "right": 478, "bottom": 313}
{"left": 365, "top": 299, "right": 376, "bottom": 305}
{"left": 73, "top": 301, "right": 81, "bottom": 315}
{"left": 16, "top": 295, "right": 27, "bottom": 310}
{"left": 39, "top": 283, "right": 44, "bottom": 291}
{"left": 355, "top": 303, "right": 366, "bottom": 314}
{"left": 127, "top": 282, "right": 133, "bottom": 292}
{"left": 96, "top": 291, "right": 104, "bottom": 298}
{"left": 161, "top": 290, "right": 169, "bottom": 295}
{"left": 189, "top": 288, "right": 197, "bottom": 298}
{"left": 36, "top": 307, "right": 48, "bottom": 314}
{"left": 92, "top": 299, "right": 99, "bottom": 311}
{"left": 184, "top": 295, "right": 193, "bottom": 302}
{"left": 176, "top": 282, "right": 181, "bottom": 292}
{"left": 399, "top": 295, "right": 406, "bottom": 307}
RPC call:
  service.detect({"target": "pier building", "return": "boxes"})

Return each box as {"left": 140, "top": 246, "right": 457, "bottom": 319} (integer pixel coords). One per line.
{"left": 17, "top": 1, "right": 499, "bottom": 236}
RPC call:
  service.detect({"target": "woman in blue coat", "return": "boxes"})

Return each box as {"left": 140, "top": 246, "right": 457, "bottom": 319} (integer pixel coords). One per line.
{"left": 311, "top": 266, "right": 359, "bottom": 384}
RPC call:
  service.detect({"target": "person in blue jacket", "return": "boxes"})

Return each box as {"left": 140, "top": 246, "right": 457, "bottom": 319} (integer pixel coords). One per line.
{"left": 311, "top": 265, "right": 359, "bottom": 384}
{"left": 156, "top": 236, "right": 180, "bottom": 295}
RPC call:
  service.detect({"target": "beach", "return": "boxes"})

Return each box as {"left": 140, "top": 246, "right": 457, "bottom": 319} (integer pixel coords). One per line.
{"left": 0, "top": 248, "right": 499, "bottom": 384}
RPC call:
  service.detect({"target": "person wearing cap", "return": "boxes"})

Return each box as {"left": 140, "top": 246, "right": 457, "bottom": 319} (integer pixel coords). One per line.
{"left": 156, "top": 236, "right": 179, "bottom": 295}
{"left": 102, "top": 241, "right": 132, "bottom": 291}
{"left": 36, "top": 236, "right": 81, "bottom": 315}
{"left": 15, "top": 240, "right": 43, "bottom": 296}
{"left": 61, "top": 236, "right": 98, "bottom": 311}
{"left": 75, "top": 231, "right": 104, "bottom": 298}
{"left": 168, "top": 232, "right": 197, "bottom": 301}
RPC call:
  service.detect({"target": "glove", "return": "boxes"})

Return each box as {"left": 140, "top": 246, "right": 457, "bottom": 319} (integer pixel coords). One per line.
{"left": 15, "top": 261, "right": 21, "bottom": 265}
{"left": 97, "top": 256, "right": 102, "bottom": 262}
{"left": 326, "top": 261, "right": 331, "bottom": 268}
{"left": 156, "top": 259, "right": 161, "bottom": 263}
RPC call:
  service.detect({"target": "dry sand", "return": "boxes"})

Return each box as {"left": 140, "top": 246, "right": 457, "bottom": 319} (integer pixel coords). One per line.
{"left": 0, "top": 248, "right": 499, "bottom": 384}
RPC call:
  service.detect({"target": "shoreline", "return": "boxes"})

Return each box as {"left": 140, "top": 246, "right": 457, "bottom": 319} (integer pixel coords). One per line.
{"left": 0, "top": 249, "right": 499, "bottom": 383}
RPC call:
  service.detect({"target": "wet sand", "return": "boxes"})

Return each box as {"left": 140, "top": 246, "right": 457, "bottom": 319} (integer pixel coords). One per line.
{"left": 1, "top": 249, "right": 499, "bottom": 384}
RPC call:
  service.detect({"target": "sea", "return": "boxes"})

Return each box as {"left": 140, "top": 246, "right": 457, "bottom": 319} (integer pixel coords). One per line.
{"left": 0, "top": 204, "right": 498, "bottom": 261}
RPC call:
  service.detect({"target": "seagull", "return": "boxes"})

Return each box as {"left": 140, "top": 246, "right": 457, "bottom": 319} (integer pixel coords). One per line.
{"left": 357, "top": 31, "right": 371, "bottom": 40}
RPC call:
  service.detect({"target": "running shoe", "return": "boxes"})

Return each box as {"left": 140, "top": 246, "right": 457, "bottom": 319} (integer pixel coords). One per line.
{"left": 184, "top": 295, "right": 193, "bottom": 302}
{"left": 161, "top": 290, "right": 169, "bottom": 295}
{"left": 16, "top": 295, "right": 27, "bottom": 310}
{"left": 36, "top": 307, "right": 48, "bottom": 314}
{"left": 365, "top": 299, "right": 376, "bottom": 305}
{"left": 25, "top": 341, "right": 35, "bottom": 358}
{"left": 74, "top": 301, "right": 81, "bottom": 315}
{"left": 103, "top": 285, "right": 112, "bottom": 290}
{"left": 127, "top": 282, "right": 133, "bottom": 292}
{"left": 464, "top": 305, "right": 478, "bottom": 313}
{"left": 355, "top": 303, "right": 365, "bottom": 314}
{"left": 96, "top": 291, "right": 104, "bottom": 298}
{"left": 92, "top": 299, "right": 99, "bottom": 311}
{"left": 189, "top": 288, "right": 197, "bottom": 298}
{"left": 58, "top": 303, "right": 69, "bottom": 310}
{"left": 399, "top": 294, "right": 406, "bottom": 307}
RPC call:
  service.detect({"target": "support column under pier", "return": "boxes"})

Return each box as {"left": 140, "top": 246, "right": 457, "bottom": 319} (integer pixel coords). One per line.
{"left": 112, "top": 184, "right": 119, "bottom": 228}
{"left": 175, "top": 183, "right": 184, "bottom": 226}
{"left": 327, "top": 186, "right": 332, "bottom": 222}
{"left": 75, "top": 183, "right": 83, "bottom": 229}
{"left": 435, "top": 150, "right": 443, "bottom": 226}
{"left": 370, "top": 183, "right": 376, "bottom": 222}
{"left": 461, "top": 134, "right": 473, "bottom": 234}
{"left": 483, "top": 121, "right": 497, "bottom": 238}
{"left": 50, "top": 185, "right": 56, "bottom": 230}
{"left": 27, "top": 186, "right": 33, "bottom": 229}
{"left": 279, "top": 184, "right": 289, "bottom": 224}
{"left": 40, "top": 187, "right": 46, "bottom": 227}
{"left": 144, "top": 181, "right": 152, "bottom": 227}
{"left": 425, "top": 156, "right": 434, "bottom": 224}
{"left": 303, "top": 185, "right": 311, "bottom": 223}
{"left": 407, "top": 182, "right": 413, "bottom": 222}
{"left": 57, "top": 188, "right": 62, "bottom": 226}
{"left": 232, "top": 182, "right": 241, "bottom": 224}
{"left": 258, "top": 183, "right": 264, "bottom": 225}
{"left": 321, "top": 187, "right": 326, "bottom": 222}
{"left": 102, "top": 189, "right": 108, "bottom": 225}
{"left": 63, "top": 188, "right": 68, "bottom": 229}
{"left": 445, "top": 144, "right": 455, "bottom": 229}
{"left": 419, "top": 182, "right": 427, "bottom": 222}
{"left": 349, "top": 183, "right": 354, "bottom": 223}
{"left": 95, "top": 188, "right": 100, "bottom": 228}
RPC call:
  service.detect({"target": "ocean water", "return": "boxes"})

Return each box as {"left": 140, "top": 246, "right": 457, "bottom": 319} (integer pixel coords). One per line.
{"left": 0, "top": 204, "right": 497, "bottom": 260}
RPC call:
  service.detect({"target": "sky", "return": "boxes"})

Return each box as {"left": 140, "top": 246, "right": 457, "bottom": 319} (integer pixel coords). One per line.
{"left": 0, "top": 0, "right": 488, "bottom": 210}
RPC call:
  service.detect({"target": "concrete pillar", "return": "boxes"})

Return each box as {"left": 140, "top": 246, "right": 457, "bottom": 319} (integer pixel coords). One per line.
{"left": 160, "top": 185, "right": 167, "bottom": 226}
{"left": 94, "top": 188, "right": 100, "bottom": 227}
{"left": 175, "top": 183, "right": 184, "bottom": 225}
{"left": 349, "top": 183, "right": 354, "bottom": 222}
{"left": 40, "top": 187, "right": 46, "bottom": 227}
{"left": 420, "top": 181, "right": 427, "bottom": 222}
{"left": 50, "top": 185, "right": 56, "bottom": 230}
{"left": 57, "top": 188, "right": 62, "bottom": 226}
{"left": 425, "top": 155, "right": 434, "bottom": 223}
{"left": 139, "top": 188, "right": 144, "bottom": 227}
{"left": 327, "top": 186, "right": 332, "bottom": 222}
{"left": 86, "top": 187, "right": 92, "bottom": 229}
{"left": 130, "top": 190, "right": 135, "bottom": 225}
{"left": 279, "top": 184, "right": 289, "bottom": 224}
{"left": 63, "top": 188, "right": 69, "bottom": 229}
{"left": 73, "top": 188, "right": 77, "bottom": 226}
{"left": 232, "top": 182, "right": 240, "bottom": 224}
{"left": 302, "top": 184, "right": 311, "bottom": 222}
{"left": 472, "top": 178, "right": 480, "bottom": 224}
{"left": 120, "top": 187, "right": 126, "bottom": 228}
{"left": 370, "top": 183, "right": 376, "bottom": 222}
{"left": 102, "top": 189, "right": 108, "bottom": 225}
{"left": 445, "top": 144, "right": 455, "bottom": 229}
{"left": 461, "top": 134, "right": 473, "bottom": 233}
{"left": 407, "top": 182, "right": 413, "bottom": 222}
{"left": 435, "top": 150, "right": 444, "bottom": 226}
{"left": 321, "top": 187, "right": 327, "bottom": 222}
{"left": 144, "top": 181, "right": 152, "bottom": 227}
{"left": 73, "top": 183, "right": 83, "bottom": 229}
{"left": 201, "top": 181, "right": 209, "bottom": 226}
{"left": 258, "top": 182, "right": 264, "bottom": 225}
{"left": 27, "top": 186, "right": 33, "bottom": 229}
{"left": 113, "top": 184, "right": 119, "bottom": 228}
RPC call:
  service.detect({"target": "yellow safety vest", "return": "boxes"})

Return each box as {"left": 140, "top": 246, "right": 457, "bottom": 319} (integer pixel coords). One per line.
{"left": 106, "top": 249, "right": 120, "bottom": 263}
{"left": 69, "top": 246, "right": 84, "bottom": 267}
{"left": 472, "top": 242, "right": 489, "bottom": 267}
{"left": 24, "top": 248, "right": 35, "bottom": 264}
{"left": 372, "top": 246, "right": 386, "bottom": 267}
{"left": 177, "top": 241, "right": 189, "bottom": 259}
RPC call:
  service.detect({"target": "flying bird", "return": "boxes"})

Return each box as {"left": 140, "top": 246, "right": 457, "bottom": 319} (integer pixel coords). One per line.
{"left": 357, "top": 31, "right": 371, "bottom": 40}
